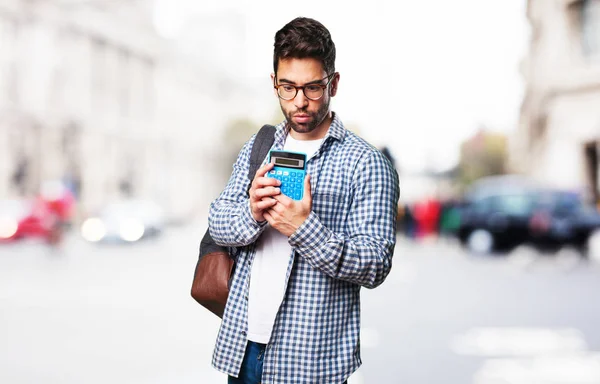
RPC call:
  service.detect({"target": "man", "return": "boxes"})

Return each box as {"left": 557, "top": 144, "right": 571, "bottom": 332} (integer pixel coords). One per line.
{"left": 209, "top": 16, "right": 400, "bottom": 384}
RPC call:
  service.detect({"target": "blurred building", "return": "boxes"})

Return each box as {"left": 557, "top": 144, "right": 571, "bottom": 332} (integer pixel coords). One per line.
{"left": 0, "top": 0, "right": 258, "bottom": 222}
{"left": 512, "top": 0, "right": 600, "bottom": 204}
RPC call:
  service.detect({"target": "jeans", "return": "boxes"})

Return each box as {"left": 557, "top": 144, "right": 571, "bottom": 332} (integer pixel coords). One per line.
{"left": 227, "top": 341, "right": 348, "bottom": 383}
{"left": 228, "top": 341, "right": 266, "bottom": 384}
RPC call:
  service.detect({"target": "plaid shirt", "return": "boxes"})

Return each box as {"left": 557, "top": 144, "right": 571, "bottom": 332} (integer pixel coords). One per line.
{"left": 209, "top": 113, "right": 399, "bottom": 383}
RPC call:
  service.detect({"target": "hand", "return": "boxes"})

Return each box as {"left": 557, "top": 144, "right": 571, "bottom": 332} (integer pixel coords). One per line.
{"left": 263, "top": 174, "right": 312, "bottom": 237}
{"left": 249, "top": 162, "right": 281, "bottom": 222}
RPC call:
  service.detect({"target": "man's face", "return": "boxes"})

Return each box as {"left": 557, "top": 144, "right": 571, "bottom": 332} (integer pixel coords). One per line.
{"left": 272, "top": 58, "right": 338, "bottom": 138}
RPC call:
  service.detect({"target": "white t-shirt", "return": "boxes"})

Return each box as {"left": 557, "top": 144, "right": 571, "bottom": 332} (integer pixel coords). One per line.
{"left": 247, "top": 134, "right": 324, "bottom": 344}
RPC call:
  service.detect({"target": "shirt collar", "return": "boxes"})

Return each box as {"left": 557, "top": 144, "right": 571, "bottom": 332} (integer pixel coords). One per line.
{"left": 273, "top": 112, "right": 346, "bottom": 147}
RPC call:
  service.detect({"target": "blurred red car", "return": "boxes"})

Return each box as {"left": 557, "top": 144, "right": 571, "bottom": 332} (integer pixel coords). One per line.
{"left": 0, "top": 182, "right": 76, "bottom": 244}
{"left": 0, "top": 199, "right": 57, "bottom": 242}
{"left": 0, "top": 180, "right": 77, "bottom": 243}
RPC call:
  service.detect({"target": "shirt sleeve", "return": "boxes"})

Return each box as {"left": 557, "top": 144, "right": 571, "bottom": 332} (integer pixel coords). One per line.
{"left": 288, "top": 149, "right": 400, "bottom": 289}
{"left": 208, "top": 136, "right": 268, "bottom": 247}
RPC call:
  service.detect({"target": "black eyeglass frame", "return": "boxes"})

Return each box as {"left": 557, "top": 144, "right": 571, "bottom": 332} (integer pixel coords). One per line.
{"left": 273, "top": 72, "right": 337, "bottom": 101}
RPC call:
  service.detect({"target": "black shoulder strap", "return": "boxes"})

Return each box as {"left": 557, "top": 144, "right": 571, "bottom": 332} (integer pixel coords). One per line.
{"left": 197, "top": 124, "right": 276, "bottom": 260}
{"left": 248, "top": 124, "right": 276, "bottom": 182}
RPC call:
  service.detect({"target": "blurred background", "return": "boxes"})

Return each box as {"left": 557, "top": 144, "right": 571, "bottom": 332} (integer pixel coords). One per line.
{"left": 2, "top": 0, "right": 600, "bottom": 383}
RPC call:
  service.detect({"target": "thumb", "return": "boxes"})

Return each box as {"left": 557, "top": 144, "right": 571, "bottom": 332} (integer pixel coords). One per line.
{"left": 303, "top": 174, "right": 312, "bottom": 200}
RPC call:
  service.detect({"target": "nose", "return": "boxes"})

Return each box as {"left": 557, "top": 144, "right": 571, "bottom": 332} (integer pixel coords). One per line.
{"left": 293, "top": 88, "right": 309, "bottom": 109}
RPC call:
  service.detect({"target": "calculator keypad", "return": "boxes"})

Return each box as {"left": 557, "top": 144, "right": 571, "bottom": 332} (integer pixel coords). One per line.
{"left": 268, "top": 169, "right": 304, "bottom": 200}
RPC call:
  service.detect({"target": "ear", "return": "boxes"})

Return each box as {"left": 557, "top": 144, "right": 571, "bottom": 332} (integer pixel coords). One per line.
{"left": 271, "top": 73, "right": 278, "bottom": 97}
{"left": 329, "top": 73, "right": 340, "bottom": 97}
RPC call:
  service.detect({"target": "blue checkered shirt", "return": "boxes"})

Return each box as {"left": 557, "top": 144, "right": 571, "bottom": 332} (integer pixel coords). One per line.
{"left": 208, "top": 113, "right": 400, "bottom": 383}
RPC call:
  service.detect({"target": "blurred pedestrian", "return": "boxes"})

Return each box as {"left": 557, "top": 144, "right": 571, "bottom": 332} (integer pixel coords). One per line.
{"left": 413, "top": 196, "right": 441, "bottom": 239}
{"left": 207, "top": 17, "right": 400, "bottom": 384}
{"left": 39, "top": 180, "right": 76, "bottom": 247}
{"left": 380, "top": 146, "right": 396, "bottom": 169}
{"left": 397, "top": 203, "right": 416, "bottom": 239}
{"left": 438, "top": 199, "right": 461, "bottom": 241}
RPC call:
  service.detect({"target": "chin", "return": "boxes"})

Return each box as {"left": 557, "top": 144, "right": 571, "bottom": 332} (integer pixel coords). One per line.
{"left": 290, "top": 124, "right": 317, "bottom": 134}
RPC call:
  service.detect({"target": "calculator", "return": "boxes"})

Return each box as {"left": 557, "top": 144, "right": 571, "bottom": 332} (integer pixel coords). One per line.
{"left": 267, "top": 150, "right": 307, "bottom": 201}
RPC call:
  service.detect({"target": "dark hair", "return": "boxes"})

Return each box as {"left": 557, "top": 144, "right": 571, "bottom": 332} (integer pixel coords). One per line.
{"left": 273, "top": 17, "right": 336, "bottom": 76}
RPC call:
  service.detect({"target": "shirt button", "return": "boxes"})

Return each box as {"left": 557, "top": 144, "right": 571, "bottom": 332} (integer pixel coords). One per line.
{"left": 241, "top": 331, "right": 247, "bottom": 336}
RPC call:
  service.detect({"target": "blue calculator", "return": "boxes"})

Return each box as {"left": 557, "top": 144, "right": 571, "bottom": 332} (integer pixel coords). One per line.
{"left": 267, "top": 150, "right": 307, "bottom": 201}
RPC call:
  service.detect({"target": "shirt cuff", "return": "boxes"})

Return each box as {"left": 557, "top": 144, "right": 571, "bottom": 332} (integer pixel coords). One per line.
{"left": 288, "top": 211, "right": 331, "bottom": 255}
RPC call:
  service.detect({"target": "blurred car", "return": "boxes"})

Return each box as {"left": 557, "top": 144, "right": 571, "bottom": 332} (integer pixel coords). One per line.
{"left": 457, "top": 187, "right": 535, "bottom": 253}
{"left": 80, "top": 199, "right": 166, "bottom": 243}
{"left": 456, "top": 175, "right": 600, "bottom": 255}
{"left": 0, "top": 198, "right": 58, "bottom": 243}
{"left": 528, "top": 189, "right": 600, "bottom": 251}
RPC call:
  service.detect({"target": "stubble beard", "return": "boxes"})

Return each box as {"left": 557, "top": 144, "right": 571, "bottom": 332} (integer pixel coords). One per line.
{"left": 282, "top": 97, "right": 330, "bottom": 135}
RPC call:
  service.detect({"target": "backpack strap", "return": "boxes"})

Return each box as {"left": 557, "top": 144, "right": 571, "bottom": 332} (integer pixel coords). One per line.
{"left": 197, "top": 124, "right": 276, "bottom": 260}
{"left": 248, "top": 124, "right": 276, "bottom": 183}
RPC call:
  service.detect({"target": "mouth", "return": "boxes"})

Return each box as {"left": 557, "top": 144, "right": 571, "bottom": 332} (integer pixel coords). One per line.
{"left": 293, "top": 114, "right": 311, "bottom": 124}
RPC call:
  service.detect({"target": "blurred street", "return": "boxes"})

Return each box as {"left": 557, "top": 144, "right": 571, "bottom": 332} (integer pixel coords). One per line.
{"left": 2, "top": 0, "right": 600, "bottom": 382}
{"left": 2, "top": 225, "right": 600, "bottom": 384}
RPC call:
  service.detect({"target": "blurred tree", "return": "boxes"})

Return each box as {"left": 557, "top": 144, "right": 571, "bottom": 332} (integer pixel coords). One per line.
{"left": 458, "top": 127, "right": 508, "bottom": 186}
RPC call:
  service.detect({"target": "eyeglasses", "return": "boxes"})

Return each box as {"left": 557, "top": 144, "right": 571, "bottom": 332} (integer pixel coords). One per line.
{"left": 274, "top": 73, "right": 336, "bottom": 101}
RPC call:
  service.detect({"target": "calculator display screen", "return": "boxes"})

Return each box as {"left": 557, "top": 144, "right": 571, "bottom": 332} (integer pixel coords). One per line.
{"left": 274, "top": 158, "right": 300, "bottom": 167}
{"left": 269, "top": 151, "right": 306, "bottom": 170}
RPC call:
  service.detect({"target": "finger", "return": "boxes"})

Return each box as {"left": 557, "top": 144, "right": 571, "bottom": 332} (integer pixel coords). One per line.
{"left": 256, "top": 198, "right": 277, "bottom": 210}
{"left": 263, "top": 210, "right": 274, "bottom": 225}
{"left": 269, "top": 200, "right": 285, "bottom": 215}
{"left": 250, "top": 176, "right": 280, "bottom": 200}
{"left": 256, "top": 176, "right": 281, "bottom": 188}
{"left": 255, "top": 186, "right": 281, "bottom": 199}
{"left": 255, "top": 162, "right": 275, "bottom": 179}
{"left": 272, "top": 192, "right": 292, "bottom": 206}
